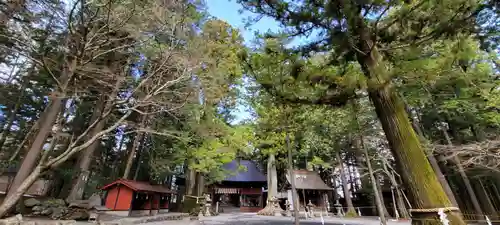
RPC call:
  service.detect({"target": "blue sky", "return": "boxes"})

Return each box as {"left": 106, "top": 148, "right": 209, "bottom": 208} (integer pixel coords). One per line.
{"left": 206, "top": 0, "right": 280, "bottom": 45}
{"left": 207, "top": 1, "right": 318, "bottom": 124}
{"left": 207, "top": 0, "right": 280, "bottom": 123}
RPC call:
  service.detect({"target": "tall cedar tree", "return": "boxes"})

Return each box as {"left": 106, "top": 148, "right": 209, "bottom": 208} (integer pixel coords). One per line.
{"left": 238, "top": 0, "right": 486, "bottom": 224}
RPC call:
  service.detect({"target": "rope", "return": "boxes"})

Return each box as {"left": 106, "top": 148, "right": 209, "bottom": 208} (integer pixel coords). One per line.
{"left": 184, "top": 195, "right": 204, "bottom": 199}
{"left": 409, "top": 207, "right": 460, "bottom": 213}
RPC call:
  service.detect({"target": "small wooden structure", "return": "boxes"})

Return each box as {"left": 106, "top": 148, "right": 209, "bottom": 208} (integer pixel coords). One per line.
{"left": 0, "top": 166, "right": 52, "bottom": 198}
{"left": 285, "top": 170, "right": 332, "bottom": 213}
{"left": 101, "top": 179, "right": 175, "bottom": 216}
{"left": 211, "top": 160, "right": 267, "bottom": 213}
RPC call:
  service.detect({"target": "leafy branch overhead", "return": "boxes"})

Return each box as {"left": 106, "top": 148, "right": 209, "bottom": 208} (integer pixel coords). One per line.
{"left": 241, "top": 38, "right": 358, "bottom": 107}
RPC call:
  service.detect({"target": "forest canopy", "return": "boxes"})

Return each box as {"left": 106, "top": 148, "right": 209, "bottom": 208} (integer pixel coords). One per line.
{"left": 0, "top": 0, "right": 499, "bottom": 224}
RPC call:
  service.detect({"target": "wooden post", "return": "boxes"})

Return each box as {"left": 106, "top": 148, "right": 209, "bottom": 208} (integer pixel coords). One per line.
{"left": 113, "top": 185, "right": 121, "bottom": 210}
{"left": 128, "top": 192, "right": 136, "bottom": 216}
{"left": 259, "top": 189, "right": 264, "bottom": 208}
{"left": 302, "top": 189, "right": 307, "bottom": 210}
{"left": 302, "top": 189, "right": 307, "bottom": 217}
{"left": 156, "top": 194, "right": 160, "bottom": 215}
{"left": 149, "top": 194, "right": 153, "bottom": 216}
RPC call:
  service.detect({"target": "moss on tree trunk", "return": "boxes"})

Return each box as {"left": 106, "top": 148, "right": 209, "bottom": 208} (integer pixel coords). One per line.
{"left": 368, "top": 85, "right": 466, "bottom": 225}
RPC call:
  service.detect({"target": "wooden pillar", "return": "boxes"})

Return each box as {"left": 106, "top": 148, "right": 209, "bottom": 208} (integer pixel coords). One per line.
{"left": 319, "top": 191, "right": 323, "bottom": 207}
{"left": 128, "top": 192, "right": 136, "bottom": 216}
{"left": 156, "top": 194, "right": 160, "bottom": 214}
{"left": 149, "top": 193, "right": 153, "bottom": 216}
{"left": 113, "top": 185, "right": 121, "bottom": 210}
{"left": 103, "top": 190, "right": 109, "bottom": 206}
{"left": 302, "top": 189, "right": 307, "bottom": 211}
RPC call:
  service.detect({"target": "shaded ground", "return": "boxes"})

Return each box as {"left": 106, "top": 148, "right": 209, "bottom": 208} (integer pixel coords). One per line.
{"left": 148, "top": 213, "right": 412, "bottom": 225}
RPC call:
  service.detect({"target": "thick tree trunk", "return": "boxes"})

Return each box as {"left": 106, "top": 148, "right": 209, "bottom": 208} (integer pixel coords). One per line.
{"left": 4, "top": 58, "right": 75, "bottom": 208}
{"left": 66, "top": 97, "right": 106, "bottom": 202}
{"left": 132, "top": 137, "right": 147, "bottom": 181}
{"left": 122, "top": 115, "right": 147, "bottom": 179}
{"left": 0, "top": 133, "right": 58, "bottom": 217}
{"left": 403, "top": 101, "right": 459, "bottom": 208}
{"left": 367, "top": 86, "right": 465, "bottom": 225}
{"left": 350, "top": 17, "right": 464, "bottom": 223}
{"left": 428, "top": 154, "right": 459, "bottom": 207}
{"left": 257, "top": 153, "right": 281, "bottom": 215}
{"left": 111, "top": 135, "right": 127, "bottom": 180}
{"left": 336, "top": 151, "right": 356, "bottom": 214}
{"left": 185, "top": 165, "right": 196, "bottom": 196}
{"left": 342, "top": 1, "right": 466, "bottom": 221}
{"left": 268, "top": 153, "right": 278, "bottom": 199}
{"left": 5, "top": 98, "right": 63, "bottom": 199}
{"left": 67, "top": 74, "right": 122, "bottom": 201}
{"left": 195, "top": 172, "right": 204, "bottom": 196}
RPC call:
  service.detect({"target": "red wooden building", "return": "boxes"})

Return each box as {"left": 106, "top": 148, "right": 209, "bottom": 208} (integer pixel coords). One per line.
{"left": 101, "top": 179, "right": 175, "bottom": 216}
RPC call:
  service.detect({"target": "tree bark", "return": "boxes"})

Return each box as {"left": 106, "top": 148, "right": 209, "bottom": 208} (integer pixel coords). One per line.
{"left": 0, "top": 132, "right": 58, "bottom": 217}
{"left": 374, "top": 174, "right": 390, "bottom": 220}
{"left": 403, "top": 100, "right": 459, "bottom": 208}
{"left": 395, "top": 185, "right": 410, "bottom": 219}
{"left": 474, "top": 178, "right": 498, "bottom": 219}
{"left": 351, "top": 101, "right": 387, "bottom": 222}
{"left": 338, "top": 0, "right": 466, "bottom": 220}
{"left": 336, "top": 151, "right": 356, "bottom": 214}
{"left": 367, "top": 86, "right": 466, "bottom": 225}
{"left": 67, "top": 73, "right": 122, "bottom": 201}
{"left": 441, "top": 128, "right": 483, "bottom": 218}
{"left": 195, "top": 172, "right": 205, "bottom": 196}
{"left": 4, "top": 58, "right": 75, "bottom": 207}
{"left": 132, "top": 135, "right": 148, "bottom": 181}
{"left": 111, "top": 133, "right": 127, "bottom": 180}
{"left": 383, "top": 162, "right": 410, "bottom": 219}
{"left": 5, "top": 99, "right": 63, "bottom": 197}
{"left": 66, "top": 97, "right": 106, "bottom": 202}
{"left": 268, "top": 153, "right": 278, "bottom": 199}
{"left": 285, "top": 130, "right": 300, "bottom": 225}
{"left": 122, "top": 115, "right": 147, "bottom": 179}
{"left": 257, "top": 152, "right": 280, "bottom": 215}
{"left": 185, "top": 164, "right": 196, "bottom": 196}
{"left": 362, "top": 143, "right": 387, "bottom": 221}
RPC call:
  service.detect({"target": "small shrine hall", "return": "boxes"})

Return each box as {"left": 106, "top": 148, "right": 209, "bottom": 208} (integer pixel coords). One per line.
{"left": 211, "top": 160, "right": 267, "bottom": 213}
{"left": 101, "top": 179, "right": 175, "bottom": 216}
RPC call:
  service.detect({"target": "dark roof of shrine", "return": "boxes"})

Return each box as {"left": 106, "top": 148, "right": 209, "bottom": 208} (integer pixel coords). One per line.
{"left": 101, "top": 179, "right": 175, "bottom": 194}
{"left": 221, "top": 160, "right": 267, "bottom": 182}
{"left": 286, "top": 170, "right": 332, "bottom": 190}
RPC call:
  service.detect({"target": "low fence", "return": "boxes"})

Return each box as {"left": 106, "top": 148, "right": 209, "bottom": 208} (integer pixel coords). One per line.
{"left": 322, "top": 205, "right": 497, "bottom": 225}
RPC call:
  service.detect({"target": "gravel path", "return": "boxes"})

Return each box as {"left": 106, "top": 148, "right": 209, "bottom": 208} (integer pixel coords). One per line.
{"left": 143, "top": 213, "right": 412, "bottom": 225}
